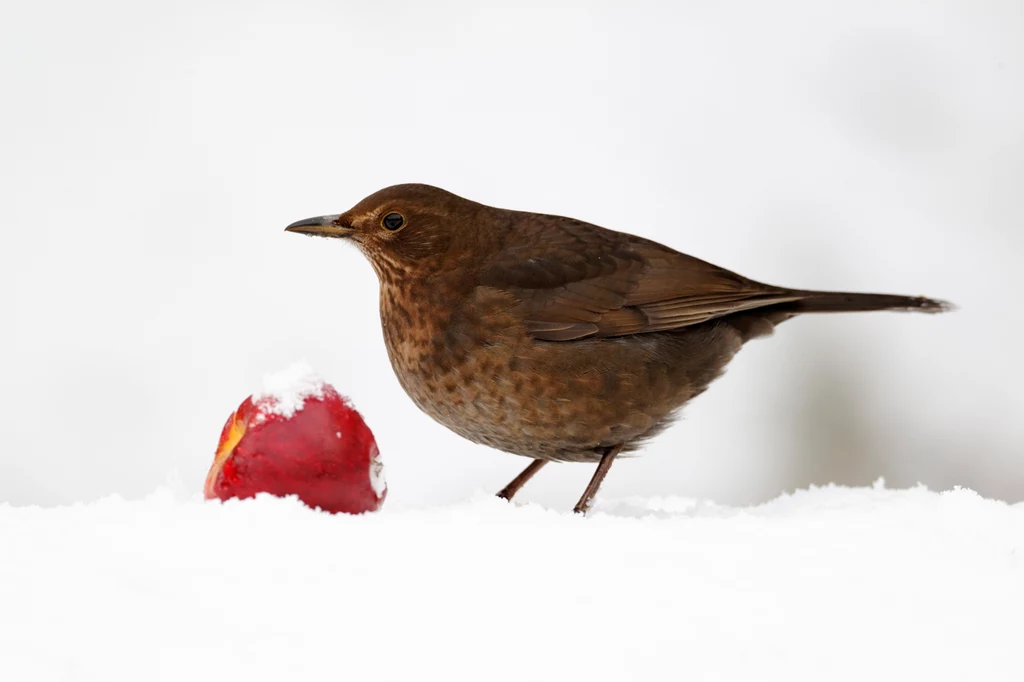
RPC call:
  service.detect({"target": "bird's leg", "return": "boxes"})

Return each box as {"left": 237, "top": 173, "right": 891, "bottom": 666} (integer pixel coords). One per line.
{"left": 496, "top": 459, "right": 548, "bottom": 501}
{"left": 573, "top": 444, "right": 623, "bottom": 515}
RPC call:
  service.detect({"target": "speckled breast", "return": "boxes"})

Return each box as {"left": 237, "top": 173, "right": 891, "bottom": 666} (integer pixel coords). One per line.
{"left": 375, "top": 280, "right": 711, "bottom": 462}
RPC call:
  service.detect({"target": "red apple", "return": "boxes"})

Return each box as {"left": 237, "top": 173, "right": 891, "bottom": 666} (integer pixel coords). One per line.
{"left": 204, "top": 364, "right": 385, "bottom": 514}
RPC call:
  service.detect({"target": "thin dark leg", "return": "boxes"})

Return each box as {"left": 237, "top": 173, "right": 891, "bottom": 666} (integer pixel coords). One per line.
{"left": 573, "top": 444, "right": 623, "bottom": 515}
{"left": 496, "top": 459, "right": 548, "bottom": 501}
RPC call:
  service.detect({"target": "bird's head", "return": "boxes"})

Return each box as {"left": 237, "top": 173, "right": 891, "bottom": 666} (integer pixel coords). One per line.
{"left": 285, "top": 184, "right": 490, "bottom": 282}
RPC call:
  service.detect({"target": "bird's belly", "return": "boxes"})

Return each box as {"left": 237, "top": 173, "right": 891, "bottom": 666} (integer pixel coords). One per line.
{"left": 385, "top": 328, "right": 729, "bottom": 462}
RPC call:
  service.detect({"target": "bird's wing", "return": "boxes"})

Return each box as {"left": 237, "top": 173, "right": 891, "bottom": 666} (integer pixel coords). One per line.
{"left": 478, "top": 215, "right": 803, "bottom": 341}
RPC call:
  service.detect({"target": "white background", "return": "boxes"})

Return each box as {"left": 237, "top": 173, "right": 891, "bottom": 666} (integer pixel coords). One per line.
{"left": 3, "top": 0, "right": 1022, "bottom": 509}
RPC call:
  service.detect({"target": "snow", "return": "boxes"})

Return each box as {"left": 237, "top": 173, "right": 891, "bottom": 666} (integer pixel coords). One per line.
{"left": 369, "top": 443, "right": 386, "bottom": 497}
{"left": 253, "top": 362, "right": 327, "bottom": 419}
{"left": 3, "top": 485, "right": 1022, "bottom": 682}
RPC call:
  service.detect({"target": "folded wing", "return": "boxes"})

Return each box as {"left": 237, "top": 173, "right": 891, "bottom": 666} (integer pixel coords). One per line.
{"left": 478, "top": 215, "right": 802, "bottom": 341}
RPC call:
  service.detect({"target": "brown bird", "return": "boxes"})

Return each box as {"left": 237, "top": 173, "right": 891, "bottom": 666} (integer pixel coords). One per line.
{"left": 286, "top": 184, "right": 949, "bottom": 513}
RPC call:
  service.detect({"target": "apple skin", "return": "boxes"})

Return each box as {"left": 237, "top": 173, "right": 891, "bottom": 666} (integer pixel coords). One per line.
{"left": 204, "top": 386, "right": 385, "bottom": 514}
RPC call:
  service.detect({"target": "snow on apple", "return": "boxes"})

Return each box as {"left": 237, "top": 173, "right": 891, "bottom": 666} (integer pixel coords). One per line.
{"left": 204, "top": 363, "right": 385, "bottom": 513}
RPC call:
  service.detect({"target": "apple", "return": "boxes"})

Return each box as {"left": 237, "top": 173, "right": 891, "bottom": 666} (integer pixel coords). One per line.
{"left": 204, "top": 364, "right": 385, "bottom": 514}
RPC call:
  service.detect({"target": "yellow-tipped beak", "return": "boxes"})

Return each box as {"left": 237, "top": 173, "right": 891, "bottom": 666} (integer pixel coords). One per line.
{"left": 284, "top": 214, "right": 351, "bottom": 238}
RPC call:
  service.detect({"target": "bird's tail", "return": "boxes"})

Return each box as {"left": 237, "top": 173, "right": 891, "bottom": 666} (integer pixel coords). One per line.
{"left": 723, "top": 289, "right": 951, "bottom": 342}
{"left": 781, "top": 291, "right": 953, "bottom": 315}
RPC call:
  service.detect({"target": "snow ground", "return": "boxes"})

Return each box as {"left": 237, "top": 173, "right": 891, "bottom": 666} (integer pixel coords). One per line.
{"left": 2, "top": 485, "right": 1022, "bottom": 682}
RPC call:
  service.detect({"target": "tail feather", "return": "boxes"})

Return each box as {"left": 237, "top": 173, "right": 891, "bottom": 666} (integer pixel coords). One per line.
{"left": 724, "top": 290, "right": 952, "bottom": 342}
{"left": 781, "top": 291, "right": 953, "bottom": 315}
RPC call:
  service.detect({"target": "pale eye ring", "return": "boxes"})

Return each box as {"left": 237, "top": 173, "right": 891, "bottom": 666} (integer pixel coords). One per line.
{"left": 381, "top": 212, "right": 405, "bottom": 231}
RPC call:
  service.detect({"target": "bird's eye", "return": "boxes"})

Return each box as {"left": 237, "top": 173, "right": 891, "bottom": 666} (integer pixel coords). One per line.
{"left": 381, "top": 212, "right": 405, "bottom": 231}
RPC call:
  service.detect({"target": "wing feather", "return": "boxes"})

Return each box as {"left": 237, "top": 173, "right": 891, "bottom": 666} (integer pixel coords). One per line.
{"left": 477, "top": 214, "right": 797, "bottom": 341}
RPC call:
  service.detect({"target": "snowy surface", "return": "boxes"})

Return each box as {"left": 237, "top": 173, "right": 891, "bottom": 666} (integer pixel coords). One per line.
{"left": 252, "top": 362, "right": 328, "bottom": 419}
{"left": 3, "top": 485, "right": 1022, "bottom": 682}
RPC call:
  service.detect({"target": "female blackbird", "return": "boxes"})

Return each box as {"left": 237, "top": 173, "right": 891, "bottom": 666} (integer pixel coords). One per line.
{"left": 286, "top": 184, "right": 948, "bottom": 513}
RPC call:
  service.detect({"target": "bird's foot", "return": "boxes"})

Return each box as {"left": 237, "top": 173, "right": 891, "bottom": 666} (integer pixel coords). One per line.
{"left": 572, "top": 445, "right": 622, "bottom": 515}
{"left": 495, "top": 459, "right": 547, "bottom": 501}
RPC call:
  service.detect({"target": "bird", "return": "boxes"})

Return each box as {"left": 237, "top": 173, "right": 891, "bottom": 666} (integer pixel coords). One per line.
{"left": 285, "top": 184, "right": 949, "bottom": 514}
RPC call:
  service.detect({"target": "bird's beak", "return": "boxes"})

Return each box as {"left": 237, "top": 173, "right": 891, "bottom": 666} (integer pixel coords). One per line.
{"left": 284, "top": 214, "right": 351, "bottom": 238}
